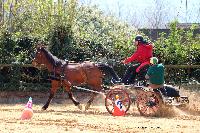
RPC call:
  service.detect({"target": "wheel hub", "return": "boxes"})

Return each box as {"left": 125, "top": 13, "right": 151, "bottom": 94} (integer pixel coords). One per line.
{"left": 146, "top": 97, "right": 157, "bottom": 107}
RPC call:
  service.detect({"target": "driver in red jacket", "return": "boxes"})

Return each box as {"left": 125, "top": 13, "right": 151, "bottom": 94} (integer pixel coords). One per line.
{"left": 122, "top": 35, "right": 153, "bottom": 84}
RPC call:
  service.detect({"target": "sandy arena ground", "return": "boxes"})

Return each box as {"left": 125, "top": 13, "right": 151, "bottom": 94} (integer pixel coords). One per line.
{"left": 0, "top": 87, "right": 200, "bottom": 133}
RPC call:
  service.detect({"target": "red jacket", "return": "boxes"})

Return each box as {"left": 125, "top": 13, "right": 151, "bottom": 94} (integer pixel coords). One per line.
{"left": 123, "top": 42, "right": 153, "bottom": 72}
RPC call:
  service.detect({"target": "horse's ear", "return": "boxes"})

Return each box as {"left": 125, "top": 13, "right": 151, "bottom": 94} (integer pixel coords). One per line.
{"left": 36, "top": 45, "right": 41, "bottom": 49}
{"left": 36, "top": 43, "right": 46, "bottom": 50}
{"left": 36, "top": 43, "right": 42, "bottom": 49}
{"left": 42, "top": 45, "right": 47, "bottom": 49}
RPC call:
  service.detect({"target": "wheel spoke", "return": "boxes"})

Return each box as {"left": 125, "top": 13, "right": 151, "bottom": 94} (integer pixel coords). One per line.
{"left": 121, "top": 98, "right": 129, "bottom": 104}
{"left": 111, "top": 107, "right": 114, "bottom": 113}
{"left": 106, "top": 102, "right": 114, "bottom": 106}
{"left": 151, "top": 105, "right": 159, "bottom": 113}
{"left": 106, "top": 103, "right": 114, "bottom": 106}
{"left": 137, "top": 98, "right": 147, "bottom": 105}
{"left": 140, "top": 106, "right": 148, "bottom": 114}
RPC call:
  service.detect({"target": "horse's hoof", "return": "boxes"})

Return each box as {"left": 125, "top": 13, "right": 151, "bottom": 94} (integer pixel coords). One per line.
{"left": 85, "top": 103, "right": 91, "bottom": 111}
{"left": 42, "top": 107, "right": 46, "bottom": 110}
{"left": 42, "top": 105, "right": 47, "bottom": 110}
{"left": 77, "top": 104, "right": 82, "bottom": 110}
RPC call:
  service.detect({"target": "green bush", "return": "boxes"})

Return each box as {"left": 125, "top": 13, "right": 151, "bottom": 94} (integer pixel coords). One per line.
{"left": 154, "top": 21, "right": 200, "bottom": 65}
{"left": 0, "top": 31, "right": 16, "bottom": 64}
{"left": 0, "top": 1, "right": 199, "bottom": 91}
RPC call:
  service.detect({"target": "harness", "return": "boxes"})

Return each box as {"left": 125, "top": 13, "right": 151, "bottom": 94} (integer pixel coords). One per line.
{"left": 50, "top": 60, "right": 68, "bottom": 81}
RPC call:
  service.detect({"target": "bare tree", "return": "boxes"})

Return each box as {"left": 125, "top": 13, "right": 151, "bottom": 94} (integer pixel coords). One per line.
{"left": 143, "top": 0, "right": 170, "bottom": 28}
{"left": 197, "top": 6, "right": 200, "bottom": 23}
{"left": 79, "top": 0, "right": 93, "bottom": 6}
{"left": 193, "top": 2, "right": 200, "bottom": 23}
{"left": 128, "top": 10, "right": 142, "bottom": 29}
{"left": 116, "top": 1, "right": 123, "bottom": 19}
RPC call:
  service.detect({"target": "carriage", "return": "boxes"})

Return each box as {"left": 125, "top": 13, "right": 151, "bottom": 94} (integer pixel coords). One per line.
{"left": 32, "top": 46, "right": 189, "bottom": 117}
{"left": 105, "top": 81, "right": 189, "bottom": 117}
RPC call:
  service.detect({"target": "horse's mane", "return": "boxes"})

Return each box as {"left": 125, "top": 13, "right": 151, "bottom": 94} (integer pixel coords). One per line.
{"left": 40, "top": 47, "right": 64, "bottom": 67}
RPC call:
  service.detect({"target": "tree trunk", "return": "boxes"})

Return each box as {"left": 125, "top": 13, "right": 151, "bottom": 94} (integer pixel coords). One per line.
{"left": 0, "top": 1, "right": 2, "bottom": 25}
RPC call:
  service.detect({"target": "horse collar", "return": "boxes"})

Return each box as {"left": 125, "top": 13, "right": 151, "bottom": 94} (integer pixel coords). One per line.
{"left": 60, "top": 62, "right": 68, "bottom": 79}
{"left": 51, "top": 61, "right": 68, "bottom": 81}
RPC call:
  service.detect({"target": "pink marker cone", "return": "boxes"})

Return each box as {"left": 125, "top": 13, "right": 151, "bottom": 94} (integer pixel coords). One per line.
{"left": 21, "top": 97, "right": 33, "bottom": 120}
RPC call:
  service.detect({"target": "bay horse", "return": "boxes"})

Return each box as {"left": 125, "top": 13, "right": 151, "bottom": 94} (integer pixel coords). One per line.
{"left": 32, "top": 46, "right": 119, "bottom": 110}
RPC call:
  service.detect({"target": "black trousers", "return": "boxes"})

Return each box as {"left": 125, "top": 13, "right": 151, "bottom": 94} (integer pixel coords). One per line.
{"left": 154, "top": 86, "right": 180, "bottom": 97}
{"left": 121, "top": 64, "right": 140, "bottom": 84}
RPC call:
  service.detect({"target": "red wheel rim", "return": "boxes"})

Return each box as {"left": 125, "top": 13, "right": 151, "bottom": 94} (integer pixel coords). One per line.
{"left": 137, "top": 91, "right": 161, "bottom": 116}
{"left": 105, "top": 88, "right": 131, "bottom": 114}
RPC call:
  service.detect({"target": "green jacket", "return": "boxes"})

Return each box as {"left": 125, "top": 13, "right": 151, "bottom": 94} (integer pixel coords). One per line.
{"left": 146, "top": 64, "right": 164, "bottom": 85}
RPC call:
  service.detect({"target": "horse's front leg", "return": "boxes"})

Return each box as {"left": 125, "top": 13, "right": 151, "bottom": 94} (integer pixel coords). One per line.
{"left": 63, "top": 80, "right": 82, "bottom": 110}
{"left": 42, "top": 80, "right": 60, "bottom": 110}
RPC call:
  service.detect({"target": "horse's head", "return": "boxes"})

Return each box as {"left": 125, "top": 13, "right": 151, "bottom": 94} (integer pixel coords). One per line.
{"left": 31, "top": 46, "right": 47, "bottom": 69}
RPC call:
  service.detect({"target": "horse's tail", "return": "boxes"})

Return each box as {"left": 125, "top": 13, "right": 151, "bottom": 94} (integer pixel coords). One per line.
{"left": 96, "top": 63, "right": 120, "bottom": 81}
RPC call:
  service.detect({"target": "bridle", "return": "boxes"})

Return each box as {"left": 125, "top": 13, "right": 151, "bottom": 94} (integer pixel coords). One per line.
{"left": 31, "top": 47, "right": 69, "bottom": 82}
{"left": 31, "top": 49, "right": 46, "bottom": 69}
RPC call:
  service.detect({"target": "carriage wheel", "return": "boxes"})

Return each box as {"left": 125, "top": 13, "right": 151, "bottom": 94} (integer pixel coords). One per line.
{"left": 105, "top": 88, "right": 131, "bottom": 115}
{"left": 136, "top": 90, "right": 163, "bottom": 117}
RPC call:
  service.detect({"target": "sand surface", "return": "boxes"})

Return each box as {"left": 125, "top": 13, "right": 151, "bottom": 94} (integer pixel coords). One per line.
{"left": 0, "top": 88, "right": 200, "bottom": 133}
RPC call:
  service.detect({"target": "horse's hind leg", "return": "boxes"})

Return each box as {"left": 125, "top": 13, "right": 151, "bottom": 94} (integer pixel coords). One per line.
{"left": 63, "top": 80, "right": 82, "bottom": 110}
{"left": 85, "top": 92, "right": 98, "bottom": 111}
{"left": 67, "top": 91, "right": 82, "bottom": 110}
{"left": 42, "top": 80, "right": 60, "bottom": 110}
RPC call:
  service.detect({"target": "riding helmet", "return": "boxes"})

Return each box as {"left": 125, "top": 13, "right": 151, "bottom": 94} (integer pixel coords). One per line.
{"left": 150, "top": 57, "right": 158, "bottom": 65}
{"left": 135, "top": 35, "right": 144, "bottom": 42}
